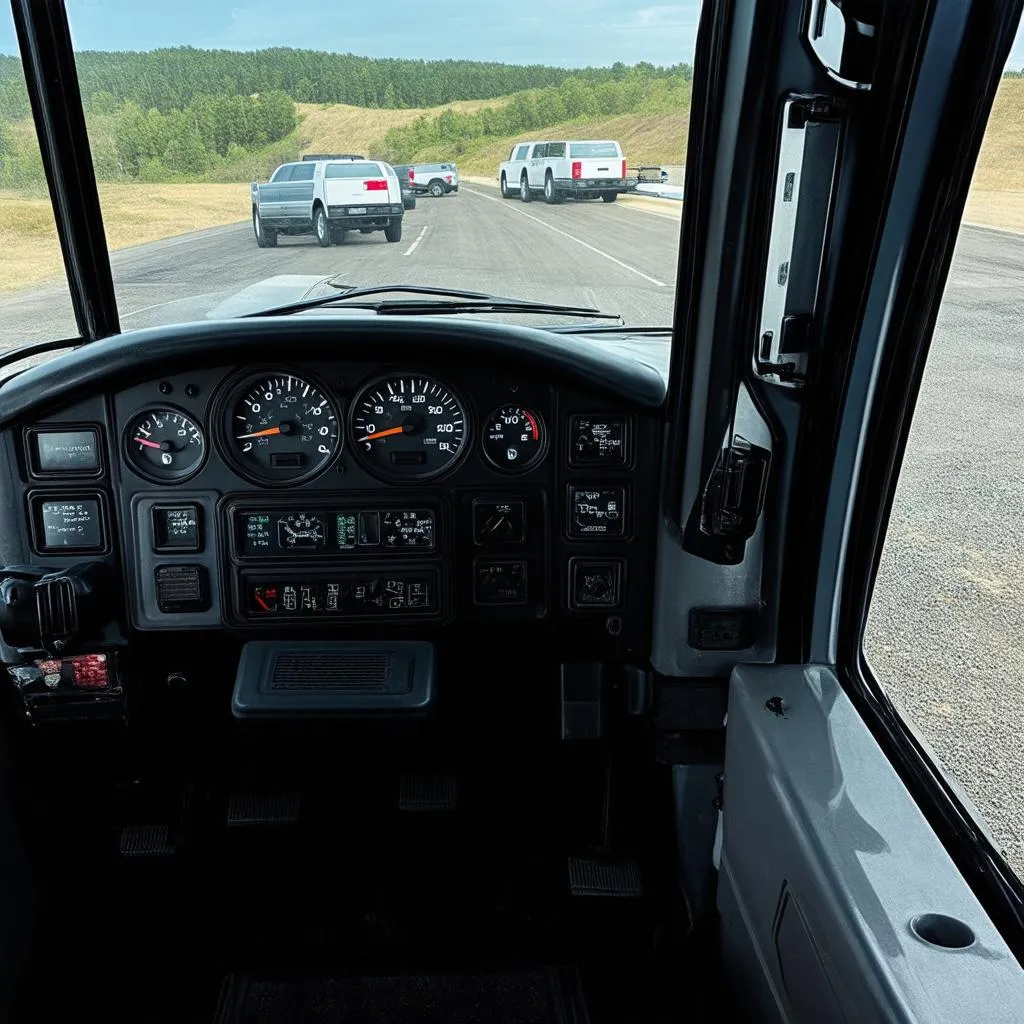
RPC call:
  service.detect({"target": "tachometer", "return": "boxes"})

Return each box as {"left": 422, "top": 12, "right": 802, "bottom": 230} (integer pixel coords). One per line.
{"left": 350, "top": 374, "right": 468, "bottom": 481}
{"left": 225, "top": 372, "right": 340, "bottom": 485}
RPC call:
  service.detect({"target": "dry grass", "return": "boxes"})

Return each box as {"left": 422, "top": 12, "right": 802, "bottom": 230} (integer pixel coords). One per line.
{"left": 295, "top": 97, "right": 510, "bottom": 158}
{"left": 0, "top": 183, "right": 249, "bottom": 292}
{"left": 973, "top": 79, "right": 1024, "bottom": 191}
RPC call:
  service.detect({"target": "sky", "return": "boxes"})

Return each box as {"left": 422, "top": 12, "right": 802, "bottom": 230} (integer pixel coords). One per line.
{"left": 1, "top": 1, "right": 1023, "bottom": 70}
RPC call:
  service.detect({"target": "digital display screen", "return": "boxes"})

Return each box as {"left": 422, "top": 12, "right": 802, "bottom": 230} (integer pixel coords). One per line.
{"left": 153, "top": 505, "right": 201, "bottom": 552}
{"left": 37, "top": 498, "right": 103, "bottom": 551}
{"left": 570, "top": 416, "right": 628, "bottom": 466}
{"left": 238, "top": 509, "right": 435, "bottom": 556}
{"left": 33, "top": 429, "right": 100, "bottom": 473}
{"left": 569, "top": 486, "right": 626, "bottom": 538}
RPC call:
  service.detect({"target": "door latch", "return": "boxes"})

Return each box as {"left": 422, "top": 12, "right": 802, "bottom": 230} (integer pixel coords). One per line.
{"left": 805, "top": 0, "right": 880, "bottom": 91}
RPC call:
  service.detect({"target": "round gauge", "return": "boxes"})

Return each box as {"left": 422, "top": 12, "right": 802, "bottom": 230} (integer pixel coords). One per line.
{"left": 225, "top": 371, "right": 341, "bottom": 485}
{"left": 482, "top": 405, "right": 547, "bottom": 472}
{"left": 350, "top": 374, "right": 468, "bottom": 481}
{"left": 125, "top": 407, "right": 205, "bottom": 482}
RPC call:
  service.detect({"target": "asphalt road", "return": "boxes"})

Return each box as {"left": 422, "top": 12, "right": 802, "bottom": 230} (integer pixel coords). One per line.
{"left": 1, "top": 185, "right": 1022, "bottom": 878}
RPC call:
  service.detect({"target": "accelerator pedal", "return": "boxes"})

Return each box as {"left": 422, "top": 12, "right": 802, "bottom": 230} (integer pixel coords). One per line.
{"left": 119, "top": 823, "right": 174, "bottom": 859}
{"left": 227, "top": 791, "right": 300, "bottom": 827}
{"left": 399, "top": 773, "right": 458, "bottom": 812}
{"left": 568, "top": 856, "right": 643, "bottom": 898}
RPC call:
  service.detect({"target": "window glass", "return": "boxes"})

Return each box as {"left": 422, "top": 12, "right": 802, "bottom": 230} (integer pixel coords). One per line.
{"left": 547, "top": 143, "right": 566, "bottom": 157}
{"left": 0, "top": 6, "right": 78, "bottom": 370}
{"left": 570, "top": 142, "right": 620, "bottom": 157}
{"left": 324, "top": 162, "right": 382, "bottom": 178}
{"left": 864, "top": 71, "right": 1024, "bottom": 878}
{"left": 515, "top": 145, "right": 529, "bottom": 160}
{"left": 289, "top": 163, "right": 315, "bottom": 181}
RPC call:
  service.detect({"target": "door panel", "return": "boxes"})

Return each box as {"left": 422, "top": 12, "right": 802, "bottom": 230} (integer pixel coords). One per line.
{"left": 719, "top": 664, "right": 1024, "bottom": 1023}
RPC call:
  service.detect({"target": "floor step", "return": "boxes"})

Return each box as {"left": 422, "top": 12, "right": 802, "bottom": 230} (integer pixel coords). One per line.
{"left": 119, "top": 823, "right": 174, "bottom": 858}
{"left": 226, "top": 791, "right": 300, "bottom": 827}
{"left": 568, "top": 856, "right": 643, "bottom": 897}
{"left": 399, "top": 773, "right": 458, "bottom": 811}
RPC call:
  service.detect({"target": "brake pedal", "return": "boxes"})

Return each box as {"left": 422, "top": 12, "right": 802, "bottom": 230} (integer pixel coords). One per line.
{"left": 399, "top": 773, "right": 458, "bottom": 811}
{"left": 226, "top": 791, "right": 300, "bottom": 826}
{"left": 568, "top": 856, "right": 643, "bottom": 897}
{"left": 119, "top": 823, "right": 174, "bottom": 858}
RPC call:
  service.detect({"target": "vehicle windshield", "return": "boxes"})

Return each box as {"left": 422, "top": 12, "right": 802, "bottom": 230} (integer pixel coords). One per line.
{"left": 0, "top": 1, "right": 690, "bottom": 365}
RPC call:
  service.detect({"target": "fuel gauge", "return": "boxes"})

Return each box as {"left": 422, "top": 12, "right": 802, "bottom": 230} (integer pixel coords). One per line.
{"left": 125, "top": 408, "right": 206, "bottom": 483}
{"left": 482, "top": 405, "right": 547, "bottom": 473}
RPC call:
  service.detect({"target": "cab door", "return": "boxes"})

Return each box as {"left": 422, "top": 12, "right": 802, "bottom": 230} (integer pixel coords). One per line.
{"left": 528, "top": 143, "right": 548, "bottom": 188}
{"left": 659, "top": 0, "right": 1024, "bottom": 1019}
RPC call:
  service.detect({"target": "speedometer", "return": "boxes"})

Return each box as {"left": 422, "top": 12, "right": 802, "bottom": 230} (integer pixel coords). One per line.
{"left": 350, "top": 374, "right": 468, "bottom": 481}
{"left": 224, "top": 371, "right": 341, "bottom": 485}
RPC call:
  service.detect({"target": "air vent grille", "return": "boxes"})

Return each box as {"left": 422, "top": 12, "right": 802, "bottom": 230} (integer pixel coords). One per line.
{"left": 269, "top": 652, "right": 402, "bottom": 693}
{"left": 35, "top": 577, "right": 77, "bottom": 650}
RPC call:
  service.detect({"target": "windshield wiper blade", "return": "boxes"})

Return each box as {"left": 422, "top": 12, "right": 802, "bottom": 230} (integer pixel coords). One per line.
{"left": 244, "top": 283, "right": 619, "bottom": 321}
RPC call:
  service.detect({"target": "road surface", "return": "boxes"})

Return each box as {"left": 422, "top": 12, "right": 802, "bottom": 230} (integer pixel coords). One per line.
{"left": 1, "top": 183, "right": 1023, "bottom": 878}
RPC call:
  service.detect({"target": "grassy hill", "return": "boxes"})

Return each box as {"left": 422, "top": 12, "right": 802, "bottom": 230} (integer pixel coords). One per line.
{"left": 390, "top": 111, "right": 689, "bottom": 175}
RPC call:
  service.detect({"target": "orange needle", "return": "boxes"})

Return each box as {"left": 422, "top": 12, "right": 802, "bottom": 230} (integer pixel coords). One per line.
{"left": 236, "top": 426, "right": 282, "bottom": 439}
{"left": 364, "top": 426, "right": 405, "bottom": 440}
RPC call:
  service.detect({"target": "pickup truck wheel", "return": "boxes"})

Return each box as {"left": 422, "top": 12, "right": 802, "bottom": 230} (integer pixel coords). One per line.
{"left": 384, "top": 220, "right": 403, "bottom": 243}
{"left": 520, "top": 174, "right": 532, "bottom": 203}
{"left": 601, "top": 192, "right": 618, "bottom": 203}
{"left": 314, "top": 206, "right": 331, "bottom": 247}
{"left": 253, "top": 208, "right": 276, "bottom": 248}
{"left": 544, "top": 173, "right": 562, "bottom": 204}
{"left": 500, "top": 174, "right": 514, "bottom": 199}
{"left": 428, "top": 180, "right": 445, "bottom": 198}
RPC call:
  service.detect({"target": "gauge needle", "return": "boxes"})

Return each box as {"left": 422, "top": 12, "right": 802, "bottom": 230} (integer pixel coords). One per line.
{"left": 364, "top": 426, "right": 407, "bottom": 440}
{"left": 236, "top": 426, "right": 283, "bottom": 439}
{"left": 134, "top": 437, "right": 162, "bottom": 449}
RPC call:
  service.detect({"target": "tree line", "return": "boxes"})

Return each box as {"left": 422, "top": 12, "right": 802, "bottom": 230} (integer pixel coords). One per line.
{"left": 377, "top": 72, "right": 692, "bottom": 163}
{"left": 0, "top": 48, "right": 687, "bottom": 117}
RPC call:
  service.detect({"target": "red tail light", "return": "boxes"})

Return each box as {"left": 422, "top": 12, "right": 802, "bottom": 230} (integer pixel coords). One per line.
{"left": 408, "top": 169, "right": 414, "bottom": 182}
{"left": 364, "top": 179, "right": 388, "bottom": 191}
{"left": 621, "top": 159, "right": 627, "bottom": 178}
{"left": 445, "top": 175, "right": 452, "bottom": 183}
{"left": 571, "top": 161, "right": 582, "bottom": 179}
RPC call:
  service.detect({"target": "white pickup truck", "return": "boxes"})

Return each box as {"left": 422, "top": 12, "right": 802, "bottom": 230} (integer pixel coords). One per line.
{"left": 251, "top": 156, "right": 405, "bottom": 247}
{"left": 498, "top": 140, "right": 634, "bottom": 204}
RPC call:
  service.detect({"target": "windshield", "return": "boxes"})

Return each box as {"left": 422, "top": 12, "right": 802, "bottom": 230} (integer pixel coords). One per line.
{"left": 0, "top": 1, "right": 691, "bottom": 362}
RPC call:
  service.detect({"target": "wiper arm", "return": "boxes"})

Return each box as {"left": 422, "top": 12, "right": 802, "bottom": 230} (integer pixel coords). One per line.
{"left": 243, "top": 283, "right": 620, "bottom": 322}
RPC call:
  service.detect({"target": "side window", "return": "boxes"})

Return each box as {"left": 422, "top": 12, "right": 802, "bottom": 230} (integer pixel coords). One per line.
{"left": 531, "top": 144, "right": 548, "bottom": 159}
{"left": 290, "top": 163, "right": 315, "bottom": 181}
{"left": 271, "top": 165, "right": 294, "bottom": 182}
{"left": 864, "top": 83, "right": 1024, "bottom": 879}
{"left": 547, "top": 142, "right": 566, "bottom": 158}
{"left": 515, "top": 145, "right": 529, "bottom": 160}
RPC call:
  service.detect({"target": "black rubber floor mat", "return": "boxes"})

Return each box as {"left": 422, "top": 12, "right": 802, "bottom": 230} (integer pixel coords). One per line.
{"left": 213, "top": 967, "right": 588, "bottom": 1024}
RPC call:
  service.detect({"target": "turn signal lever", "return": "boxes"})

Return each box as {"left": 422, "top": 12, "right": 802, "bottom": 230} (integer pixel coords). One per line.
{"left": 0, "top": 562, "right": 114, "bottom": 656}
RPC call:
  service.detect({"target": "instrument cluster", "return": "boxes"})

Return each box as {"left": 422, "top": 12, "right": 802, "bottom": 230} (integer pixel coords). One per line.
{"left": 122, "top": 368, "right": 555, "bottom": 488}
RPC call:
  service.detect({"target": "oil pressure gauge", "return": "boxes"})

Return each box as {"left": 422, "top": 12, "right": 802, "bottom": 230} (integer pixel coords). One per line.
{"left": 482, "top": 405, "right": 547, "bottom": 473}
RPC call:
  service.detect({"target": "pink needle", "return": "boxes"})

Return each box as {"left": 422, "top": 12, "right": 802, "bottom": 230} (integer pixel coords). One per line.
{"left": 134, "top": 437, "right": 161, "bottom": 449}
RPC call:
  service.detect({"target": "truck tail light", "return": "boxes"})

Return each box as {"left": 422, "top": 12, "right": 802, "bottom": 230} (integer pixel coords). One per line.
{"left": 364, "top": 180, "right": 388, "bottom": 191}
{"left": 408, "top": 169, "right": 414, "bottom": 182}
{"left": 572, "top": 161, "right": 582, "bottom": 179}
{"left": 445, "top": 175, "right": 452, "bottom": 183}
{"left": 622, "top": 159, "right": 627, "bottom": 179}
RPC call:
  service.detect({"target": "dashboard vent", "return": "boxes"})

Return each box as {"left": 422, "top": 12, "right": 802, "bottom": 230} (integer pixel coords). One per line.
{"left": 35, "top": 576, "right": 77, "bottom": 652}
{"left": 268, "top": 652, "right": 404, "bottom": 693}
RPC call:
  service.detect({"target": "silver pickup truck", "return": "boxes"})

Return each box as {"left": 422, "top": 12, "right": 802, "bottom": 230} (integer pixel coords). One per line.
{"left": 250, "top": 156, "right": 405, "bottom": 247}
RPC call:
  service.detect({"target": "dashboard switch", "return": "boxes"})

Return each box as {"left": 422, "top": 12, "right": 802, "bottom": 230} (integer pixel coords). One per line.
{"left": 474, "top": 561, "right": 528, "bottom": 605}
{"left": 473, "top": 500, "right": 525, "bottom": 545}
{"left": 155, "top": 565, "right": 208, "bottom": 613}
{"left": 152, "top": 504, "right": 201, "bottom": 553}
{"left": 569, "top": 559, "right": 624, "bottom": 610}
{"left": 358, "top": 511, "right": 381, "bottom": 546}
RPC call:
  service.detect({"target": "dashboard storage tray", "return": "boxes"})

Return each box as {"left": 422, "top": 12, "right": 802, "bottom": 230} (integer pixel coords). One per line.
{"left": 232, "top": 641, "right": 435, "bottom": 719}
